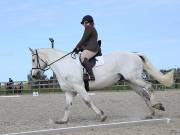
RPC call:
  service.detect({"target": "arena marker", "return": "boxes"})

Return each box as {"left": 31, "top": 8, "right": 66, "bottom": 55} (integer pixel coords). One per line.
{"left": 3, "top": 118, "right": 170, "bottom": 135}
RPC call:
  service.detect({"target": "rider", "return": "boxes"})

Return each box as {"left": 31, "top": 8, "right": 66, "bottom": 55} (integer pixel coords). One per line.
{"left": 73, "top": 15, "right": 100, "bottom": 81}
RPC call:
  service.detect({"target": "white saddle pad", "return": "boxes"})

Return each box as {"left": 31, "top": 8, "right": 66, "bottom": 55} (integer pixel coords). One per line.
{"left": 94, "top": 56, "right": 104, "bottom": 67}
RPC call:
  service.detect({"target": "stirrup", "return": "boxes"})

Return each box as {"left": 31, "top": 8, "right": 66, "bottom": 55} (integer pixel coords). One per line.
{"left": 89, "top": 75, "right": 95, "bottom": 81}
{"left": 83, "top": 73, "right": 95, "bottom": 81}
{"left": 83, "top": 73, "right": 89, "bottom": 81}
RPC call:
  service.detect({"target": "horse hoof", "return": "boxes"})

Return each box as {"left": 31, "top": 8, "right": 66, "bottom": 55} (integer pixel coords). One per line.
{"left": 55, "top": 120, "right": 68, "bottom": 124}
{"left": 152, "top": 103, "right": 165, "bottom": 111}
{"left": 101, "top": 115, "right": 107, "bottom": 122}
{"left": 145, "top": 116, "right": 153, "bottom": 119}
{"left": 159, "top": 106, "right": 165, "bottom": 111}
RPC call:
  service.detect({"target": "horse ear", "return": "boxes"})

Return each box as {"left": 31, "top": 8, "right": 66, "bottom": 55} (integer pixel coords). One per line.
{"left": 29, "top": 48, "right": 34, "bottom": 54}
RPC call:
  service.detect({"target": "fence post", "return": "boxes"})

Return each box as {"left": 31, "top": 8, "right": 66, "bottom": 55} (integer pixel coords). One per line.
{"left": 38, "top": 80, "right": 40, "bottom": 93}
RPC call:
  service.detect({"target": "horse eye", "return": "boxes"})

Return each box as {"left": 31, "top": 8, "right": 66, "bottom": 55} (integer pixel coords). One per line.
{"left": 32, "top": 59, "right": 35, "bottom": 62}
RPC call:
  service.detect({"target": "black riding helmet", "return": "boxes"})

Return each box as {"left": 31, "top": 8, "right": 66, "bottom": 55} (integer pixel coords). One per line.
{"left": 81, "top": 15, "right": 94, "bottom": 24}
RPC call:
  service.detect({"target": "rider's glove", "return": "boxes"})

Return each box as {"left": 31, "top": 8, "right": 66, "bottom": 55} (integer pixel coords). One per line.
{"left": 73, "top": 48, "right": 79, "bottom": 54}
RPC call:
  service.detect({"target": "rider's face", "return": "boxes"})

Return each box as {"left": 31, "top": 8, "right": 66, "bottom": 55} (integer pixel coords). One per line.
{"left": 83, "top": 21, "right": 90, "bottom": 26}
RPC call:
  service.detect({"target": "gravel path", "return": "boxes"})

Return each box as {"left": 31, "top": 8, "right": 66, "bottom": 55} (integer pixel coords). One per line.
{"left": 0, "top": 90, "right": 180, "bottom": 135}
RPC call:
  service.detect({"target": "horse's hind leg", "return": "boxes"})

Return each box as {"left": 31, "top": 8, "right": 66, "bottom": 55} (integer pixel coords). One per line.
{"left": 55, "top": 91, "right": 77, "bottom": 124}
{"left": 129, "top": 78, "right": 165, "bottom": 112}
{"left": 127, "top": 80, "right": 156, "bottom": 117}
{"left": 75, "top": 85, "right": 107, "bottom": 122}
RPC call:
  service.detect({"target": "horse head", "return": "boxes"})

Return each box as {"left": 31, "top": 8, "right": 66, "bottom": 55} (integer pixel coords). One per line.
{"left": 29, "top": 48, "right": 47, "bottom": 79}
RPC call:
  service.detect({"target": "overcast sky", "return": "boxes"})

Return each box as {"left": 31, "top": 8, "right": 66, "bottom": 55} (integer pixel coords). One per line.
{"left": 0, "top": 0, "right": 179, "bottom": 82}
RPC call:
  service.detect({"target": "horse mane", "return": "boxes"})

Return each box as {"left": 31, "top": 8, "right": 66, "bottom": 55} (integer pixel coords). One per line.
{"left": 38, "top": 48, "right": 66, "bottom": 57}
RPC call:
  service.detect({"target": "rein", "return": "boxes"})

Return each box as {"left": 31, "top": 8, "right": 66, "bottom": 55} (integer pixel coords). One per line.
{"left": 32, "top": 50, "right": 75, "bottom": 72}
{"left": 47, "top": 51, "right": 74, "bottom": 67}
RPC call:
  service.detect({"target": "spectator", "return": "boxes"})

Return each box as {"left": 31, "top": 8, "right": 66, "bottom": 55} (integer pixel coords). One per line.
{"left": 9, "top": 78, "right": 13, "bottom": 84}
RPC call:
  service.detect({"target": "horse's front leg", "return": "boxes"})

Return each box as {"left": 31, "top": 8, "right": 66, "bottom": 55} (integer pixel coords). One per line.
{"left": 75, "top": 85, "right": 107, "bottom": 122}
{"left": 55, "top": 92, "right": 76, "bottom": 124}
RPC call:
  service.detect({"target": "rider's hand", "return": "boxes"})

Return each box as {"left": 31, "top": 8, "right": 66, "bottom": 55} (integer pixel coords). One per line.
{"left": 73, "top": 48, "right": 79, "bottom": 54}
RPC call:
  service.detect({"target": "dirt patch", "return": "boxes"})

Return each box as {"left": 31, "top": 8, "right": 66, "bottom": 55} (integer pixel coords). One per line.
{"left": 0, "top": 90, "right": 180, "bottom": 135}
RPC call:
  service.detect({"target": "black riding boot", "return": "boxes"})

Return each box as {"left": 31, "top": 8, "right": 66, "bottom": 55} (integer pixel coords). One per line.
{"left": 82, "top": 58, "right": 95, "bottom": 81}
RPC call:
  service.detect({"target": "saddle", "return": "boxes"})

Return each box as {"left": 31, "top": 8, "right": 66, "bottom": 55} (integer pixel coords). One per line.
{"left": 82, "top": 40, "right": 102, "bottom": 91}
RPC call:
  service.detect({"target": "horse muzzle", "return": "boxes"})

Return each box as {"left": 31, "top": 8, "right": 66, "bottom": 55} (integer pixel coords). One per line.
{"left": 32, "top": 70, "right": 42, "bottom": 79}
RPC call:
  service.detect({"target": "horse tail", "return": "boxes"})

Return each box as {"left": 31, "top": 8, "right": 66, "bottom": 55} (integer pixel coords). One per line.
{"left": 139, "top": 55, "right": 174, "bottom": 87}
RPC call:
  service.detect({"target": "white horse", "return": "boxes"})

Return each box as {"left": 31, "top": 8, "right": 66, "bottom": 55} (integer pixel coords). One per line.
{"left": 29, "top": 48, "right": 174, "bottom": 124}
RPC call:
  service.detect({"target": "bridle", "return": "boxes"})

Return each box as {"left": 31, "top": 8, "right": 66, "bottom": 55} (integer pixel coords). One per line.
{"left": 32, "top": 50, "right": 49, "bottom": 72}
{"left": 32, "top": 49, "right": 75, "bottom": 72}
